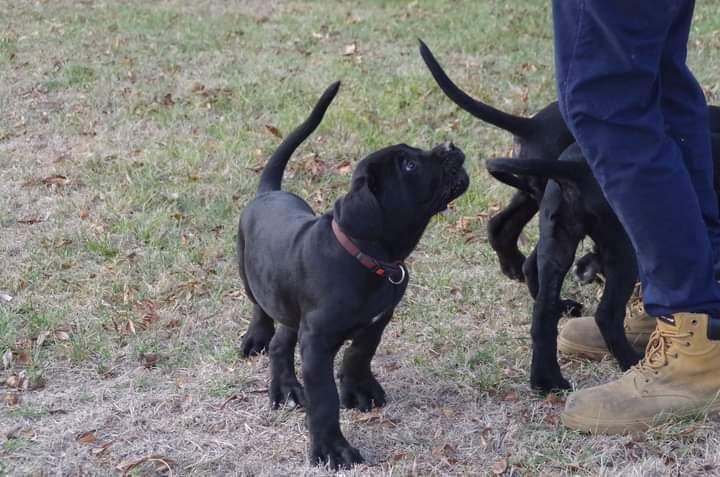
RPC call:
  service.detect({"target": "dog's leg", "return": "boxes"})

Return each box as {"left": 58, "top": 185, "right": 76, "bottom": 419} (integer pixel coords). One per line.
{"left": 269, "top": 325, "right": 305, "bottom": 408}
{"left": 530, "top": 231, "right": 580, "bottom": 392}
{"left": 300, "top": 327, "right": 363, "bottom": 469}
{"left": 338, "top": 310, "right": 392, "bottom": 412}
{"left": 525, "top": 247, "right": 583, "bottom": 317}
{"left": 241, "top": 305, "right": 275, "bottom": 357}
{"left": 488, "top": 191, "right": 538, "bottom": 281}
{"left": 594, "top": 238, "right": 642, "bottom": 369}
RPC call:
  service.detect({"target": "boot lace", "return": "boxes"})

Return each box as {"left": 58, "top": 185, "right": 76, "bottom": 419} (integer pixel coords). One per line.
{"left": 632, "top": 327, "right": 692, "bottom": 376}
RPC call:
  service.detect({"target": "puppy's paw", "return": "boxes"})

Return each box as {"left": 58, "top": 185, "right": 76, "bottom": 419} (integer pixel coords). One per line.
{"left": 339, "top": 374, "right": 386, "bottom": 412}
{"left": 530, "top": 372, "right": 571, "bottom": 394}
{"left": 498, "top": 253, "right": 526, "bottom": 282}
{"left": 616, "top": 349, "right": 642, "bottom": 371}
{"left": 270, "top": 379, "right": 306, "bottom": 409}
{"left": 241, "top": 328, "right": 274, "bottom": 357}
{"left": 560, "top": 299, "right": 583, "bottom": 317}
{"left": 310, "top": 436, "right": 363, "bottom": 469}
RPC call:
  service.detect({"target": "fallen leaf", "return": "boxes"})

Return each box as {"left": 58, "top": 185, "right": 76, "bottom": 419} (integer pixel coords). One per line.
{"left": 492, "top": 458, "right": 508, "bottom": 475}
{"left": 161, "top": 93, "right": 174, "bottom": 106}
{"left": 35, "top": 330, "right": 51, "bottom": 348}
{"left": 91, "top": 441, "right": 114, "bottom": 456}
{"left": 54, "top": 329, "right": 71, "bottom": 341}
{"left": 190, "top": 82, "right": 205, "bottom": 93}
{"left": 42, "top": 174, "right": 68, "bottom": 186}
{"left": 3, "top": 393, "right": 20, "bottom": 406}
{"left": 79, "top": 208, "right": 89, "bottom": 219}
{"left": 431, "top": 443, "right": 457, "bottom": 464}
{"left": 17, "top": 218, "right": 43, "bottom": 225}
{"left": 220, "top": 394, "right": 246, "bottom": 410}
{"left": 2, "top": 349, "right": 12, "bottom": 369}
{"left": 6, "top": 426, "right": 35, "bottom": 440}
{"left": 6, "top": 374, "right": 21, "bottom": 388}
{"left": 343, "top": 42, "right": 357, "bottom": 56}
{"left": 501, "top": 392, "right": 518, "bottom": 402}
{"left": 390, "top": 452, "right": 407, "bottom": 462}
{"left": 16, "top": 350, "right": 30, "bottom": 365}
{"left": 116, "top": 454, "right": 175, "bottom": 476}
{"left": 140, "top": 352, "right": 160, "bottom": 369}
{"left": 335, "top": 160, "right": 353, "bottom": 175}
{"left": 0, "top": 293, "right": 14, "bottom": 303}
{"left": 76, "top": 430, "right": 97, "bottom": 444}
{"left": 544, "top": 392, "right": 565, "bottom": 405}
{"left": 264, "top": 124, "right": 283, "bottom": 139}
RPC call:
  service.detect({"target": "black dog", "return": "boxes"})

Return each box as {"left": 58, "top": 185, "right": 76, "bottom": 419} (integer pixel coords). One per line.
{"left": 486, "top": 134, "right": 720, "bottom": 392}
{"left": 419, "top": 40, "right": 720, "bottom": 286}
{"left": 238, "top": 82, "right": 469, "bottom": 468}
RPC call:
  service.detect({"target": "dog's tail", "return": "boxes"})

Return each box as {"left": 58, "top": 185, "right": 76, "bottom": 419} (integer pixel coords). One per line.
{"left": 486, "top": 158, "right": 592, "bottom": 194}
{"left": 418, "top": 39, "right": 535, "bottom": 138}
{"left": 257, "top": 81, "right": 340, "bottom": 195}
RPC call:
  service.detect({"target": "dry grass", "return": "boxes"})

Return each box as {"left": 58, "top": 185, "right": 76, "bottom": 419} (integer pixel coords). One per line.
{"left": 2, "top": 1, "right": 720, "bottom": 475}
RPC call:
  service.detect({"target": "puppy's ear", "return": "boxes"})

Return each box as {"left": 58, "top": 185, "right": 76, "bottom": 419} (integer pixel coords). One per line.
{"left": 333, "top": 171, "right": 383, "bottom": 240}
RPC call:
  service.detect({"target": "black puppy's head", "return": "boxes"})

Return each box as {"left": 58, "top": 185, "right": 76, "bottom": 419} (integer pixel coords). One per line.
{"left": 333, "top": 142, "right": 469, "bottom": 242}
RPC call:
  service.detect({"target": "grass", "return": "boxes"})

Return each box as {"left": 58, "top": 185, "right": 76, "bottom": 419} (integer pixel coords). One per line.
{"left": 1, "top": 0, "right": 720, "bottom": 475}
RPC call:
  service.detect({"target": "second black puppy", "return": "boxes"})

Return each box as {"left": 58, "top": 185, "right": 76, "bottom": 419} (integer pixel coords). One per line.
{"left": 238, "top": 82, "right": 469, "bottom": 468}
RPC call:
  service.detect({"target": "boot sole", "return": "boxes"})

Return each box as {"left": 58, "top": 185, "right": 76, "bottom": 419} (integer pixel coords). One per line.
{"left": 561, "top": 401, "right": 720, "bottom": 434}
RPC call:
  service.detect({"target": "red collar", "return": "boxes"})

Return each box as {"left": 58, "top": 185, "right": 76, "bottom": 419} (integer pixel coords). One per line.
{"left": 331, "top": 220, "right": 406, "bottom": 285}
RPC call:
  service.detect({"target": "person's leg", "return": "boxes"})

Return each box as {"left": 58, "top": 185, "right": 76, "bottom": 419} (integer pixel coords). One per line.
{"left": 659, "top": 3, "right": 720, "bottom": 269}
{"left": 553, "top": 0, "right": 720, "bottom": 318}
{"left": 553, "top": 0, "right": 720, "bottom": 433}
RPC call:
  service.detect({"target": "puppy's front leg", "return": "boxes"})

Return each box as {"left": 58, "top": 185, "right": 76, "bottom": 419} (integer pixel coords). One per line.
{"left": 339, "top": 310, "right": 392, "bottom": 412}
{"left": 300, "top": 328, "right": 363, "bottom": 469}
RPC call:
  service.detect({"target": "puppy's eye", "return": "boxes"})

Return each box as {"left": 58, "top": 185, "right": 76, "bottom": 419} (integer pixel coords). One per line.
{"left": 403, "top": 159, "right": 417, "bottom": 172}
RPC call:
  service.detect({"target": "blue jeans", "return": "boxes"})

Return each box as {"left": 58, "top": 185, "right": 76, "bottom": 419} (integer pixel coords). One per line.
{"left": 552, "top": 0, "right": 720, "bottom": 316}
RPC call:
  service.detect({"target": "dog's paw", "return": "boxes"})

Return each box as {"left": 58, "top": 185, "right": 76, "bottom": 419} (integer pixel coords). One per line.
{"left": 339, "top": 374, "right": 386, "bottom": 412}
{"left": 530, "top": 372, "right": 572, "bottom": 393}
{"left": 310, "top": 436, "right": 363, "bottom": 470}
{"left": 270, "top": 379, "right": 306, "bottom": 409}
{"left": 560, "top": 299, "right": 583, "bottom": 317}
{"left": 241, "top": 328, "right": 274, "bottom": 357}
{"left": 616, "top": 349, "right": 642, "bottom": 371}
{"left": 498, "top": 253, "right": 526, "bottom": 282}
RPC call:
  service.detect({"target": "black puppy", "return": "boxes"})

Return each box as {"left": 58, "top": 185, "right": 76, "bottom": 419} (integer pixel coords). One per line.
{"left": 419, "top": 40, "right": 720, "bottom": 284}
{"left": 486, "top": 134, "right": 720, "bottom": 392}
{"left": 238, "top": 82, "right": 469, "bottom": 468}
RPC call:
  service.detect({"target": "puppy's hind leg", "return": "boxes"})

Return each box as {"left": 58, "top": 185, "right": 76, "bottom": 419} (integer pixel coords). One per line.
{"left": 488, "top": 192, "right": 538, "bottom": 281}
{"left": 530, "top": 231, "right": 579, "bottom": 392}
{"left": 241, "top": 305, "right": 276, "bottom": 357}
{"left": 594, "top": 237, "right": 642, "bottom": 369}
{"left": 339, "top": 310, "right": 393, "bottom": 412}
{"left": 269, "top": 325, "right": 305, "bottom": 408}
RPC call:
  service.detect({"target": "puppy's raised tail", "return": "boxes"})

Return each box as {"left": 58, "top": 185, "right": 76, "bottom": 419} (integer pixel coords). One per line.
{"left": 486, "top": 158, "right": 592, "bottom": 194}
{"left": 418, "top": 39, "right": 534, "bottom": 138}
{"left": 257, "top": 81, "right": 340, "bottom": 195}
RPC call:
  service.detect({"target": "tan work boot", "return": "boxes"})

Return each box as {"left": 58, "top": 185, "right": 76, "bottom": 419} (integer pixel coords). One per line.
{"left": 557, "top": 312, "right": 655, "bottom": 360}
{"left": 561, "top": 313, "right": 720, "bottom": 434}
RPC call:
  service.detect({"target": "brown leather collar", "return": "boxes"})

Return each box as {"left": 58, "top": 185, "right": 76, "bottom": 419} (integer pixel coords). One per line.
{"left": 331, "top": 219, "right": 406, "bottom": 285}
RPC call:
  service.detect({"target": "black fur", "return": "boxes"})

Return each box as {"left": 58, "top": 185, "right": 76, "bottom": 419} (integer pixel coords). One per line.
{"left": 238, "top": 82, "right": 469, "bottom": 468}
{"left": 419, "top": 39, "right": 720, "bottom": 285}
{"left": 486, "top": 134, "right": 720, "bottom": 391}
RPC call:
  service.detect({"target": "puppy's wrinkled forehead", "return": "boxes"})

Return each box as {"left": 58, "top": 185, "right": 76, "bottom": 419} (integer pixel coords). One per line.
{"left": 352, "top": 144, "right": 425, "bottom": 178}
